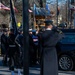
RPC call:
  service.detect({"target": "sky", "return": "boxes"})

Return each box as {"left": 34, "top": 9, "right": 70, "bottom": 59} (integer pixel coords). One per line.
{"left": 46, "top": 0, "right": 67, "bottom": 5}
{"left": 46, "top": 0, "right": 67, "bottom": 3}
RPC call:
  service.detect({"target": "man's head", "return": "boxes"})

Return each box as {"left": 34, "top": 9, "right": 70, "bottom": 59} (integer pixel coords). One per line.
{"left": 44, "top": 20, "right": 53, "bottom": 29}
{"left": 18, "top": 29, "right": 23, "bottom": 34}
{"left": 29, "top": 28, "right": 32, "bottom": 35}
{"left": 9, "top": 29, "right": 14, "bottom": 34}
{"left": 3, "top": 29, "right": 8, "bottom": 35}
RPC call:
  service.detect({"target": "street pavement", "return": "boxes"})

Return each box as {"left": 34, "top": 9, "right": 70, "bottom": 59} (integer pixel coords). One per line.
{"left": 0, "top": 56, "right": 75, "bottom": 75}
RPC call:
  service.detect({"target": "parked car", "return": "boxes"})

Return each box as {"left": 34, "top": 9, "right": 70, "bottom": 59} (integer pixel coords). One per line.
{"left": 56, "top": 29, "right": 75, "bottom": 71}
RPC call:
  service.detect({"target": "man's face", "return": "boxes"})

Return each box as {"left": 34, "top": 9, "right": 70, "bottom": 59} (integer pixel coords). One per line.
{"left": 46, "top": 24, "right": 53, "bottom": 29}
{"left": 3, "top": 31, "right": 7, "bottom": 35}
{"left": 49, "top": 25, "right": 53, "bottom": 29}
{"left": 29, "top": 31, "right": 32, "bottom": 35}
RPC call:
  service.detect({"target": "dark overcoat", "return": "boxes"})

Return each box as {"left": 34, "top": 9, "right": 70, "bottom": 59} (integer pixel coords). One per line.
{"left": 39, "top": 29, "right": 63, "bottom": 75}
{"left": 1, "top": 34, "right": 8, "bottom": 54}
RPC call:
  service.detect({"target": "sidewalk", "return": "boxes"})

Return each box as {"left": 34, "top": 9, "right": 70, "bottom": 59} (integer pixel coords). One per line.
{"left": 0, "top": 66, "right": 40, "bottom": 75}
{"left": 0, "top": 56, "right": 75, "bottom": 75}
{"left": 0, "top": 56, "right": 40, "bottom": 75}
{"left": 0, "top": 66, "right": 75, "bottom": 75}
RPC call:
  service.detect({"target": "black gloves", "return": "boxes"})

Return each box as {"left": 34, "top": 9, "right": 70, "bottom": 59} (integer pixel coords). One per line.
{"left": 52, "top": 26, "right": 63, "bottom": 34}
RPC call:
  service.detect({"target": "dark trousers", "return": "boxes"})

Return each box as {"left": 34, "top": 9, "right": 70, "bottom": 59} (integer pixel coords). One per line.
{"left": 8, "top": 51, "right": 21, "bottom": 70}
{"left": 8, "top": 56, "right": 15, "bottom": 70}
{"left": 33, "top": 45, "right": 39, "bottom": 63}
{"left": 3, "top": 54, "right": 7, "bottom": 65}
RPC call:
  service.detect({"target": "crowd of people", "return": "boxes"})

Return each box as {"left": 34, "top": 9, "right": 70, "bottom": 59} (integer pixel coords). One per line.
{"left": 1, "top": 20, "right": 64, "bottom": 75}
{"left": 1, "top": 28, "right": 40, "bottom": 75}
{"left": 1, "top": 28, "right": 39, "bottom": 68}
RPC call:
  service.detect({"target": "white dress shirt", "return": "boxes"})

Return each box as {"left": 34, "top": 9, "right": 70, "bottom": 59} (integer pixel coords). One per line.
{"left": 46, "top": 28, "right": 52, "bottom": 30}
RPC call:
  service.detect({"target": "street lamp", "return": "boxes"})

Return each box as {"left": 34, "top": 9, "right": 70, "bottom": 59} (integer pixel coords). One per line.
{"left": 22, "top": 0, "right": 29, "bottom": 75}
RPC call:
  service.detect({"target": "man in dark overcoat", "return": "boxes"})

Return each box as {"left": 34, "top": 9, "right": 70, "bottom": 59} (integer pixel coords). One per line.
{"left": 1, "top": 29, "right": 8, "bottom": 65}
{"left": 38, "top": 20, "right": 64, "bottom": 75}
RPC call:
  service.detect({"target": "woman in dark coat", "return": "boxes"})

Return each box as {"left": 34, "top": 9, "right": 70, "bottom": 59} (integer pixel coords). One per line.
{"left": 38, "top": 20, "right": 63, "bottom": 75}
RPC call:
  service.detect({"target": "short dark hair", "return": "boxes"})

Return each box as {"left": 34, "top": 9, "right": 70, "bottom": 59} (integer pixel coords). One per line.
{"left": 44, "top": 20, "right": 53, "bottom": 26}
{"left": 3, "top": 29, "right": 8, "bottom": 32}
{"left": 10, "top": 29, "right": 14, "bottom": 33}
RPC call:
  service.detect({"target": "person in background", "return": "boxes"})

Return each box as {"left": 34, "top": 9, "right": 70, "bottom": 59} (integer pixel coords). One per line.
{"left": 15, "top": 30, "right": 23, "bottom": 67}
{"left": 15, "top": 28, "right": 35, "bottom": 67}
{"left": 29, "top": 29, "right": 35, "bottom": 66}
{"left": 1, "top": 29, "right": 8, "bottom": 65}
{"left": 32, "top": 30, "right": 39, "bottom": 65}
{"left": 8, "top": 28, "right": 22, "bottom": 75}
